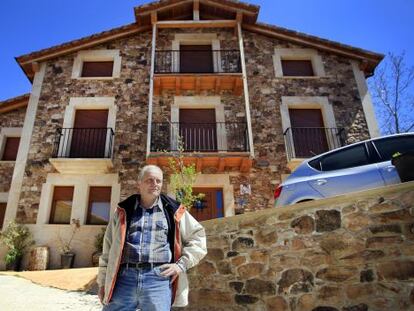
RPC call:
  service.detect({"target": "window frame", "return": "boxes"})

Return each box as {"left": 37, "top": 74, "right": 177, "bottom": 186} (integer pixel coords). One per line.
{"left": 71, "top": 50, "right": 121, "bottom": 80}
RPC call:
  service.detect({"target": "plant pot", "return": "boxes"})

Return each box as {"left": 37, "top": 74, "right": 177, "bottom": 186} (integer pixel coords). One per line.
{"left": 392, "top": 152, "right": 414, "bottom": 182}
{"left": 5, "top": 255, "right": 23, "bottom": 271}
{"left": 60, "top": 252, "right": 76, "bottom": 269}
{"left": 91, "top": 251, "right": 102, "bottom": 267}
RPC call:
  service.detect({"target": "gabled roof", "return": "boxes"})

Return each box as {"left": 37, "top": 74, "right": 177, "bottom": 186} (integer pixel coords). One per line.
{"left": 15, "top": 0, "right": 383, "bottom": 81}
{"left": 0, "top": 93, "right": 30, "bottom": 114}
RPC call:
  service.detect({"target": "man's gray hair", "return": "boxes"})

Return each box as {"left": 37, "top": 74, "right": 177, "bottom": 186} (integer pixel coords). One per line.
{"left": 138, "top": 165, "right": 163, "bottom": 181}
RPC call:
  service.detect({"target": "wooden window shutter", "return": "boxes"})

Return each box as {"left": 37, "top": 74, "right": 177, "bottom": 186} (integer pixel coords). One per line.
{"left": 281, "top": 60, "right": 314, "bottom": 76}
{"left": 1, "top": 137, "right": 20, "bottom": 161}
{"left": 81, "top": 61, "right": 114, "bottom": 77}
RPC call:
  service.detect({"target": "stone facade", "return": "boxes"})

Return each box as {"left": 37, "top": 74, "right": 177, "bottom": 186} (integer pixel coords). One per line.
{"left": 179, "top": 182, "right": 414, "bottom": 311}
{"left": 0, "top": 106, "right": 26, "bottom": 192}
{"left": 13, "top": 26, "right": 372, "bottom": 223}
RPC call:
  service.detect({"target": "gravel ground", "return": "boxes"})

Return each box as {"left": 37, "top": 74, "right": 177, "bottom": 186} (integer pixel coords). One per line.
{"left": 0, "top": 275, "right": 102, "bottom": 311}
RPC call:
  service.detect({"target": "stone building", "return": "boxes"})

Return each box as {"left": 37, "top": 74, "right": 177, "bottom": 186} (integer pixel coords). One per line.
{"left": 0, "top": 0, "right": 383, "bottom": 268}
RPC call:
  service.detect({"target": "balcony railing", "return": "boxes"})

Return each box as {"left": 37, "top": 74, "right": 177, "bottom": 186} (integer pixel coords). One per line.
{"left": 52, "top": 128, "right": 114, "bottom": 158}
{"left": 150, "top": 122, "right": 249, "bottom": 152}
{"left": 284, "top": 127, "right": 346, "bottom": 160}
{"left": 154, "top": 50, "right": 242, "bottom": 74}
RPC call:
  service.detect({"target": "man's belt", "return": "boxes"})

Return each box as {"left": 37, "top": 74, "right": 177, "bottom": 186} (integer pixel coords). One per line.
{"left": 121, "top": 262, "right": 166, "bottom": 269}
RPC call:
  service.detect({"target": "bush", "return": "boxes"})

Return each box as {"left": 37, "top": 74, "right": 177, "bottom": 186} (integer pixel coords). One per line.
{"left": 0, "top": 220, "right": 34, "bottom": 264}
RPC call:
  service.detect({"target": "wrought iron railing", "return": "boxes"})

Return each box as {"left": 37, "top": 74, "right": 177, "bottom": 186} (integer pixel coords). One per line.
{"left": 154, "top": 50, "right": 242, "bottom": 74}
{"left": 52, "top": 128, "right": 114, "bottom": 158}
{"left": 151, "top": 122, "right": 249, "bottom": 152}
{"left": 283, "top": 127, "right": 346, "bottom": 160}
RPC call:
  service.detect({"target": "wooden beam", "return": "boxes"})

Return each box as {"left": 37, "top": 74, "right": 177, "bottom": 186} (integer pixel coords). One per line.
{"left": 215, "top": 77, "right": 221, "bottom": 93}
{"left": 233, "top": 77, "right": 243, "bottom": 96}
{"left": 201, "top": 0, "right": 257, "bottom": 17}
{"left": 195, "top": 77, "right": 201, "bottom": 93}
{"left": 157, "top": 20, "right": 236, "bottom": 29}
{"left": 175, "top": 77, "right": 181, "bottom": 95}
{"left": 240, "top": 158, "right": 251, "bottom": 172}
{"left": 196, "top": 158, "right": 203, "bottom": 172}
{"left": 154, "top": 77, "right": 161, "bottom": 95}
{"left": 218, "top": 158, "right": 225, "bottom": 172}
{"left": 151, "top": 12, "right": 157, "bottom": 25}
{"left": 235, "top": 12, "right": 243, "bottom": 36}
{"left": 193, "top": 0, "right": 200, "bottom": 21}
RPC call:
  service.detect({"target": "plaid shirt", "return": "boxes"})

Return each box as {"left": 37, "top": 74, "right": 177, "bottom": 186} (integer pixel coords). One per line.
{"left": 121, "top": 197, "right": 172, "bottom": 264}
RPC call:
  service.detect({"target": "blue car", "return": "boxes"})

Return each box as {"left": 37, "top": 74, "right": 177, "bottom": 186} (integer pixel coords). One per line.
{"left": 274, "top": 133, "right": 414, "bottom": 206}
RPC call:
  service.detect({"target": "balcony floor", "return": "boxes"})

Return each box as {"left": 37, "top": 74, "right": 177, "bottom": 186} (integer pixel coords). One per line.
{"left": 147, "top": 152, "right": 252, "bottom": 173}
{"left": 154, "top": 74, "right": 243, "bottom": 95}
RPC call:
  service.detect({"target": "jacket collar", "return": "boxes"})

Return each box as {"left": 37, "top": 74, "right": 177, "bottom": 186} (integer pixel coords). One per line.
{"left": 118, "top": 193, "right": 181, "bottom": 214}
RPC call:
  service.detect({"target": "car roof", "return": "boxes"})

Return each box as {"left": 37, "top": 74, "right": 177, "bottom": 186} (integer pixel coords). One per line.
{"left": 303, "top": 132, "right": 414, "bottom": 163}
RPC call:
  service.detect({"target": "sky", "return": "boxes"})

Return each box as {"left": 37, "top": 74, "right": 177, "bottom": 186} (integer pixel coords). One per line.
{"left": 0, "top": 0, "right": 413, "bottom": 102}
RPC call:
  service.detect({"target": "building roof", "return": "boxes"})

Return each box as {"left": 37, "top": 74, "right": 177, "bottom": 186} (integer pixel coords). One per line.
{"left": 0, "top": 93, "right": 30, "bottom": 114}
{"left": 15, "top": 0, "right": 383, "bottom": 81}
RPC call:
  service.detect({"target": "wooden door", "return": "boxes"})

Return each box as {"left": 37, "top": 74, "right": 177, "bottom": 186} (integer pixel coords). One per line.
{"left": 180, "top": 45, "right": 213, "bottom": 73}
{"left": 179, "top": 109, "right": 217, "bottom": 151}
{"left": 70, "top": 109, "right": 108, "bottom": 158}
{"left": 0, "top": 202, "right": 6, "bottom": 230}
{"left": 289, "top": 109, "right": 328, "bottom": 157}
{"left": 191, "top": 187, "right": 224, "bottom": 221}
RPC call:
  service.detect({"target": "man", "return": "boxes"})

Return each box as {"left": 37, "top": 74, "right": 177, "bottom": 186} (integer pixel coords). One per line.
{"left": 97, "top": 165, "right": 207, "bottom": 310}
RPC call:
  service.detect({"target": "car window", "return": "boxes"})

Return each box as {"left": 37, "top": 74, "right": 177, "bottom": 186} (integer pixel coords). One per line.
{"left": 373, "top": 135, "right": 414, "bottom": 161}
{"left": 320, "top": 143, "right": 369, "bottom": 171}
{"left": 308, "top": 158, "right": 321, "bottom": 171}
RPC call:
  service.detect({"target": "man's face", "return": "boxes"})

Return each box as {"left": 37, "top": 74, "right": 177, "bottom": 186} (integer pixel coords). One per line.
{"left": 138, "top": 170, "right": 163, "bottom": 200}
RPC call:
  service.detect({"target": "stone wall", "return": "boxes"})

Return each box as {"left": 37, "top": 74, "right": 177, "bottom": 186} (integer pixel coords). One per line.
{"left": 0, "top": 106, "right": 26, "bottom": 192}
{"left": 181, "top": 182, "right": 414, "bottom": 311}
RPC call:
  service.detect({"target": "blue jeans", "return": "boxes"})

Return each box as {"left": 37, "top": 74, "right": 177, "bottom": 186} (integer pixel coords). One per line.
{"left": 103, "top": 266, "right": 172, "bottom": 311}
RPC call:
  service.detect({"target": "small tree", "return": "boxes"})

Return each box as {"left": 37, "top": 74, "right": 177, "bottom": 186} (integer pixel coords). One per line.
{"left": 0, "top": 220, "right": 34, "bottom": 266}
{"left": 167, "top": 136, "right": 204, "bottom": 210}
{"left": 369, "top": 52, "right": 414, "bottom": 134}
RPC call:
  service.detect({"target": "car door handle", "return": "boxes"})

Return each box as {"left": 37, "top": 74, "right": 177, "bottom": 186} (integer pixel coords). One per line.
{"left": 384, "top": 166, "right": 395, "bottom": 172}
{"left": 315, "top": 179, "right": 327, "bottom": 186}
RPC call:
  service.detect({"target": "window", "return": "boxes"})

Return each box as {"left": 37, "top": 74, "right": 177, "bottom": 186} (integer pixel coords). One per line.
{"left": 320, "top": 143, "right": 369, "bottom": 171}
{"left": 81, "top": 61, "right": 114, "bottom": 77}
{"left": 373, "top": 135, "right": 414, "bottom": 161}
{"left": 49, "top": 186, "right": 74, "bottom": 224}
{"left": 0, "top": 202, "right": 6, "bottom": 230}
{"left": 71, "top": 50, "right": 121, "bottom": 79}
{"left": 1, "top": 137, "right": 20, "bottom": 161}
{"left": 281, "top": 60, "right": 314, "bottom": 76}
{"left": 273, "top": 48, "right": 325, "bottom": 77}
{"left": 87, "top": 187, "right": 111, "bottom": 225}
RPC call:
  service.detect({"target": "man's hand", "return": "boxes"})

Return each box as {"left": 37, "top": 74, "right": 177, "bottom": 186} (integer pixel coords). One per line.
{"left": 159, "top": 263, "right": 182, "bottom": 278}
{"left": 98, "top": 286, "right": 105, "bottom": 304}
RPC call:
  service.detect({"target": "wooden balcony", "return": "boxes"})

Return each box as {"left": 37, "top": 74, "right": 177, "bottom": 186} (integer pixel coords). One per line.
{"left": 153, "top": 49, "right": 243, "bottom": 95}
{"left": 147, "top": 122, "right": 252, "bottom": 172}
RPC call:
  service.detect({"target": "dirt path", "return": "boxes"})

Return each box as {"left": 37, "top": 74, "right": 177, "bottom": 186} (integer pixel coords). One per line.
{"left": 0, "top": 275, "right": 101, "bottom": 311}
